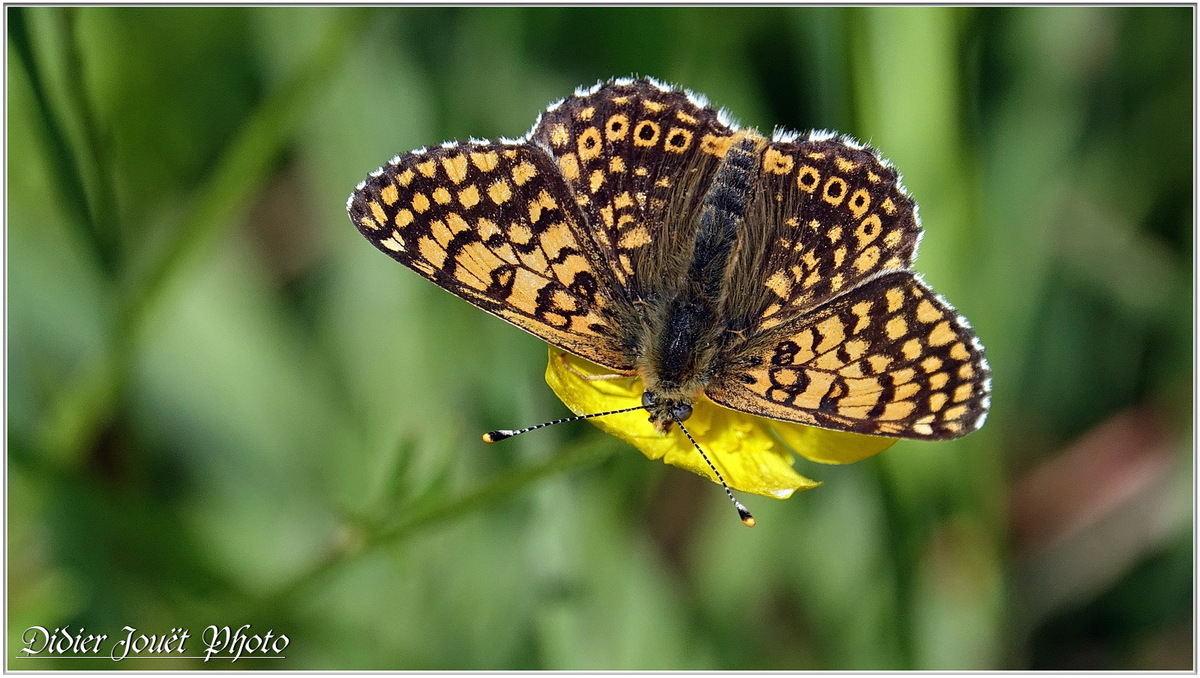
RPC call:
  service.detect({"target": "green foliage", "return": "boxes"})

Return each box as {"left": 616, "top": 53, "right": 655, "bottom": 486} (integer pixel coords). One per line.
{"left": 7, "top": 6, "right": 1192, "bottom": 670}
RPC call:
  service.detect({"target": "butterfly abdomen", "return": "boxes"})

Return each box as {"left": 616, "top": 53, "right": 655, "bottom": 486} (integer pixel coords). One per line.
{"left": 688, "top": 135, "right": 761, "bottom": 298}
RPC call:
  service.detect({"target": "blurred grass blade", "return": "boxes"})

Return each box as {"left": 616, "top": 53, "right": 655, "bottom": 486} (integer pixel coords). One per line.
{"left": 35, "top": 9, "right": 371, "bottom": 467}
{"left": 119, "top": 9, "right": 371, "bottom": 332}
{"left": 59, "top": 8, "right": 123, "bottom": 274}
{"left": 8, "top": 7, "right": 117, "bottom": 274}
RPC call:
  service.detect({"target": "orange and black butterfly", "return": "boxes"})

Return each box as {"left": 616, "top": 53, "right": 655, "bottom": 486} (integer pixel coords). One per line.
{"left": 348, "top": 77, "right": 990, "bottom": 525}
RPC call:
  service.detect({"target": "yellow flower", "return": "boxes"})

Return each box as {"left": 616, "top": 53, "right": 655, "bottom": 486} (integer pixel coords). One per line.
{"left": 544, "top": 345, "right": 898, "bottom": 499}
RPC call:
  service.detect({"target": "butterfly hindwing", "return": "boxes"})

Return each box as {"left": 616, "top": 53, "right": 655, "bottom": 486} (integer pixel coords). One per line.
{"left": 348, "top": 141, "right": 633, "bottom": 371}
{"left": 708, "top": 271, "right": 990, "bottom": 439}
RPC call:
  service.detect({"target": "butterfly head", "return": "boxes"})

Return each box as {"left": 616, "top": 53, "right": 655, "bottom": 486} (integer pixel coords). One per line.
{"left": 641, "top": 389, "right": 695, "bottom": 434}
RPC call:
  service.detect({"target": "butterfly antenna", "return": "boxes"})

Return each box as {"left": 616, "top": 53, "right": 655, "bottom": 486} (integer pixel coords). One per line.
{"left": 676, "top": 421, "right": 755, "bottom": 527}
{"left": 483, "top": 405, "right": 646, "bottom": 443}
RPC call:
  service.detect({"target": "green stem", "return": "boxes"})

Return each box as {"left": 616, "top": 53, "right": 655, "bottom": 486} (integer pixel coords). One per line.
{"left": 261, "top": 439, "right": 615, "bottom": 608}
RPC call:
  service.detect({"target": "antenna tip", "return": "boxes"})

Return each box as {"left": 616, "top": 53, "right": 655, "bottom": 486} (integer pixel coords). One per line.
{"left": 482, "top": 431, "right": 508, "bottom": 443}
{"left": 736, "top": 503, "right": 755, "bottom": 527}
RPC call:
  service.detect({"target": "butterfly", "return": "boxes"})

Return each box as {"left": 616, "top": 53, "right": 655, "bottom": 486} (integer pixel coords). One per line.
{"left": 347, "top": 77, "right": 991, "bottom": 525}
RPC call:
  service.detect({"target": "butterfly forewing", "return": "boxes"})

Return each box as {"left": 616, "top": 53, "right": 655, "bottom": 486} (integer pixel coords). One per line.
{"left": 724, "top": 136, "right": 922, "bottom": 334}
{"left": 348, "top": 142, "right": 632, "bottom": 371}
{"left": 529, "top": 81, "right": 738, "bottom": 299}
{"left": 708, "top": 271, "right": 990, "bottom": 439}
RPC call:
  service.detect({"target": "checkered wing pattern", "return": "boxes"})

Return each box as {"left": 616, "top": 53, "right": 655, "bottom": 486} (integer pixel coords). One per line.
{"left": 709, "top": 271, "right": 990, "bottom": 439}
{"left": 723, "top": 134, "right": 922, "bottom": 334}
{"left": 528, "top": 80, "right": 738, "bottom": 299}
{"left": 348, "top": 142, "right": 633, "bottom": 372}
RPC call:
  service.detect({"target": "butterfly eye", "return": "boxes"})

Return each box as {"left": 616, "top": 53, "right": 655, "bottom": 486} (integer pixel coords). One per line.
{"left": 671, "top": 402, "right": 694, "bottom": 422}
{"left": 641, "top": 391, "right": 658, "bottom": 408}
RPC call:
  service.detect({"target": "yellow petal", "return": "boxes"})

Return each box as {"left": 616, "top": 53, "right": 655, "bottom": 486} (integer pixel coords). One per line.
{"left": 768, "top": 420, "right": 898, "bottom": 465}
{"left": 544, "top": 346, "right": 819, "bottom": 498}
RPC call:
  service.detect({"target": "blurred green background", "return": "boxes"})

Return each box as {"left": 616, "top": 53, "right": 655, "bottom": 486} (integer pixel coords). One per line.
{"left": 7, "top": 6, "right": 1193, "bottom": 670}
